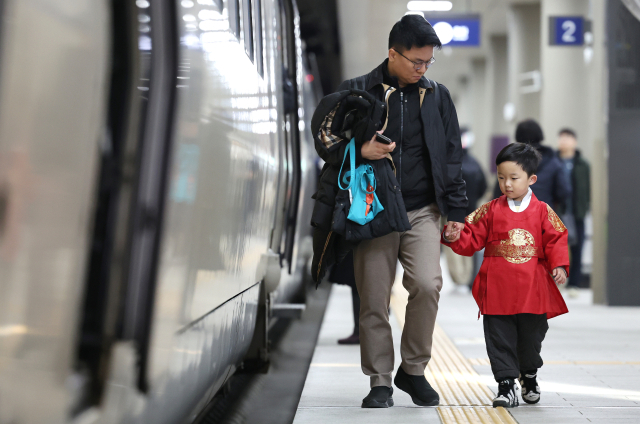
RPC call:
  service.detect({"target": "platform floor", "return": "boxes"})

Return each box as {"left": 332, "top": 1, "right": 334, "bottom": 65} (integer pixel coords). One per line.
{"left": 293, "top": 256, "right": 640, "bottom": 424}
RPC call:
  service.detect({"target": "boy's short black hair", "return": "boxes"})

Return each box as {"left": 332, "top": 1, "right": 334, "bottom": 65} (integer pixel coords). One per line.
{"left": 558, "top": 127, "right": 577, "bottom": 138}
{"left": 389, "top": 15, "right": 442, "bottom": 52}
{"left": 515, "top": 119, "right": 544, "bottom": 144}
{"left": 496, "top": 142, "right": 542, "bottom": 177}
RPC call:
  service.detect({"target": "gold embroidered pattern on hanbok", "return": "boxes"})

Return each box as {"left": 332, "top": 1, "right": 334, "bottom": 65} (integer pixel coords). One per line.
{"left": 466, "top": 202, "right": 490, "bottom": 225}
{"left": 484, "top": 229, "right": 537, "bottom": 264}
{"left": 546, "top": 204, "right": 567, "bottom": 232}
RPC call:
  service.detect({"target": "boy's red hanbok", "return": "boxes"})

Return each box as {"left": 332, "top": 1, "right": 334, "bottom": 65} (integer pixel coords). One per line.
{"left": 445, "top": 193, "right": 569, "bottom": 319}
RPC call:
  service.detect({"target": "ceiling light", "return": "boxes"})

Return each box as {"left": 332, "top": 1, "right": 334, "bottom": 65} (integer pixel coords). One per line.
{"left": 407, "top": 1, "right": 453, "bottom": 12}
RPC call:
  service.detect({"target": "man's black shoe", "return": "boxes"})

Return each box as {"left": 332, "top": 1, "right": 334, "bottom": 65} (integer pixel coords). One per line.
{"left": 362, "top": 386, "right": 394, "bottom": 408}
{"left": 393, "top": 366, "right": 439, "bottom": 406}
{"left": 337, "top": 333, "right": 360, "bottom": 345}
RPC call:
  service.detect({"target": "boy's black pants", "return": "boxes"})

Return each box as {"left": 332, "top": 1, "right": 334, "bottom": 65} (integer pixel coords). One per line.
{"left": 483, "top": 313, "right": 549, "bottom": 381}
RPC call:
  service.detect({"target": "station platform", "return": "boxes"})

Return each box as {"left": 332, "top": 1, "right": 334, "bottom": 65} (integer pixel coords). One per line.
{"left": 293, "top": 256, "right": 640, "bottom": 424}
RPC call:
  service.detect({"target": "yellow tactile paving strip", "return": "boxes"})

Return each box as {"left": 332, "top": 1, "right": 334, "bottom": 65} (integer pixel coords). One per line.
{"left": 390, "top": 286, "right": 518, "bottom": 424}
{"left": 469, "top": 358, "right": 640, "bottom": 366}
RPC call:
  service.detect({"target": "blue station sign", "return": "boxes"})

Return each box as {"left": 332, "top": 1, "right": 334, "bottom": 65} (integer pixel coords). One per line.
{"left": 426, "top": 15, "right": 481, "bottom": 47}
{"left": 549, "top": 16, "right": 584, "bottom": 46}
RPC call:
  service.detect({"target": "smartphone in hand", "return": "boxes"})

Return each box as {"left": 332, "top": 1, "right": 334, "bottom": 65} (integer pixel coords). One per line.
{"left": 375, "top": 133, "right": 393, "bottom": 145}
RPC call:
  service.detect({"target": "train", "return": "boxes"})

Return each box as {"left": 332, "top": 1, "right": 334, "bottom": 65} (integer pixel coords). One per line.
{"left": 0, "top": 0, "right": 319, "bottom": 423}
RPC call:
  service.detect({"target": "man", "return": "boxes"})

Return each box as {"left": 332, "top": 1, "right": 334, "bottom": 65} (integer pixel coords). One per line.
{"left": 492, "top": 119, "right": 570, "bottom": 211}
{"left": 557, "top": 128, "right": 590, "bottom": 295}
{"left": 460, "top": 129, "right": 488, "bottom": 215}
{"left": 337, "top": 15, "right": 467, "bottom": 408}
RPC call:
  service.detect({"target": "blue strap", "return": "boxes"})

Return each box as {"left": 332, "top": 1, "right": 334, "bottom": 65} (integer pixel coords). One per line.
{"left": 362, "top": 169, "right": 376, "bottom": 193}
{"left": 343, "top": 170, "right": 352, "bottom": 187}
{"left": 338, "top": 138, "right": 356, "bottom": 191}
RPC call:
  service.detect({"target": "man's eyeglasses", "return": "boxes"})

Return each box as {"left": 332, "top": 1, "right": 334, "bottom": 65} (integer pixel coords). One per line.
{"left": 393, "top": 49, "right": 436, "bottom": 70}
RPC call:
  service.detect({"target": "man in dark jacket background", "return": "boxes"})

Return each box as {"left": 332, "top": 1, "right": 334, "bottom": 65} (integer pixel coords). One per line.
{"left": 460, "top": 128, "right": 488, "bottom": 215}
{"left": 312, "top": 15, "right": 467, "bottom": 408}
{"left": 492, "top": 119, "right": 571, "bottom": 210}
{"left": 557, "top": 128, "right": 590, "bottom": 294}
{"left": 459, "top": 129, "right": 487, "bottom": 286}
{"left": 444, "top": 128, "right": 487, "bottom": 287}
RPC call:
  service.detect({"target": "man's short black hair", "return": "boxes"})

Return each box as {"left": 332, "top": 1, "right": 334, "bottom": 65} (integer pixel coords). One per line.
{"left": 388, "top": 15, "right": 442, "bottom": 52}
{"left": 496, "top": 142, "right": 542, "bottom": 177}
{"left": 558, "top": 127, "right": 577, "bottom": 139}
{"left": 515, "top": 119, "right": 544, "bottom": 144}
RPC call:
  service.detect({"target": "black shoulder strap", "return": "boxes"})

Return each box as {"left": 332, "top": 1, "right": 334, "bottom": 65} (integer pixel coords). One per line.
{"left": 431, "top": 79, "right": 443, "bottom": 118}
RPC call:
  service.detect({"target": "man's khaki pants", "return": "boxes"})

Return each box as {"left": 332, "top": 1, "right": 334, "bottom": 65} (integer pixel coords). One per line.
{"left": 353, "top": 203, "right": 443, "bottom": 388}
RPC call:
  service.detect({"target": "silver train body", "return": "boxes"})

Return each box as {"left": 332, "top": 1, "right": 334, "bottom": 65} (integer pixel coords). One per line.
{"left": 0, "top": 0, "right": 318, "bottom": 423}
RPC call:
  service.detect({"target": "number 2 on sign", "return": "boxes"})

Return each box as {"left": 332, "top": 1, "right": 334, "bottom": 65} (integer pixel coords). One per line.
{"left": 562, "top": 20, "right": 576, "bottom": 43}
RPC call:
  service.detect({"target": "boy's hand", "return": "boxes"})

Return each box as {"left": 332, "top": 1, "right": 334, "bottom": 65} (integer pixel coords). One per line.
{"left": 552, "top": 267, "right": 567, "bottom": 285}
{"left": 361, "top": 131, "right": 396, "bottom": 160}
{"left": 442, "top": 231, "right": 455, "bottom": 242}
{"left": 444, "top": 221, "right": 465, "bottom": 242}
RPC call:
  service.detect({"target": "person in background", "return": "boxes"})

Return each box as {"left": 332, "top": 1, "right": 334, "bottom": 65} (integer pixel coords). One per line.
{"left": 461, "top": 129, "right": 488, "bottom": 213}
{"left": 444, "top": 128, "right": 487, "bottom": 288}
{"left": 557, "top": 128, "right": 590, "bottom": 297}
{"left": 461, "top": 129, "right": 487, "bottom": 287}
{"left": 493, "top": 119, "right": 571, "bottom": 211}
{"left": 328, "top": 251, "right": 360, "bottom": 344}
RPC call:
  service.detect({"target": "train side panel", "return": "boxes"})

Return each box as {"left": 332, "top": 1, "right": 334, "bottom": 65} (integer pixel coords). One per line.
{"left": 96, "top": 0, "right": 289, "bottom": 423}
{"left": 0, "top": 1, "right": 110, "bottom": 423}
{"left": 0, "top": 0, "right": 316, "bottom": 422}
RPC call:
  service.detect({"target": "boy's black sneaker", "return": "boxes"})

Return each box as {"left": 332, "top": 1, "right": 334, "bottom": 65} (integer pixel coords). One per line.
{"left": 393, "top": 366, "right": 439, "bottom": 406}
{"left": 492, "top": 378, "right": 519, "bottom": 408}
{"left": 519, "top": 370, "right": 541, "bottom": 404}
{"left": 362, "top": 386, "right": 394, "bottom": 408}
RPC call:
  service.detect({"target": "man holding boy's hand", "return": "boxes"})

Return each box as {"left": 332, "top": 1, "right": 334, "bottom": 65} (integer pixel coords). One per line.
{"left": 444, "top": 221, "right": 464, "bottom": 242}
{"left": 338, "top": 15, "right": 468, "bottom": 409}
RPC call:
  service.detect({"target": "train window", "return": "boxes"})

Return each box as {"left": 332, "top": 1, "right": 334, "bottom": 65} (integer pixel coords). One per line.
{"left": 243, "top": 0, "right": 254, "bottom": 62}
{"left": 255, "top": 0, "right": 264, "bottom": 76}
{"left": 229, "top": 0, "right": 240, "bottom": 39}
{"left": 278, "top": 0, "right": 290, "bottom": 69}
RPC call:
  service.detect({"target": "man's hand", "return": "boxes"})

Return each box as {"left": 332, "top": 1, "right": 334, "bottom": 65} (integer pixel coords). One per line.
{"left": 552, "top": 267, "right": 567, "bottom": 285}
{"left": 444, "top": 221, "right": 465, "bottom": 242}
{"left": 361, "top": 131, "right": 396, "bottom": 160}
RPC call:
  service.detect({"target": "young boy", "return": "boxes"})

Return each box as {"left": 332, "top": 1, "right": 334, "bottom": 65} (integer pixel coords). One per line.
{"left": 442, "top": 142, "right": 569, "bottom": 408}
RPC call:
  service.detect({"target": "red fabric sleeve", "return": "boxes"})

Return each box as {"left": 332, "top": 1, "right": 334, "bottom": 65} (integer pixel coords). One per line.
{"left": 541, "top": 203, "right": 571, "bottom": 274}
{"left": 441, "top": 202, "right": 491, "bottom": 256}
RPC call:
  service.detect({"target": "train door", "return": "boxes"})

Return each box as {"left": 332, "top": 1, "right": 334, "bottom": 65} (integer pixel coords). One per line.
{"left": 74, "top": 0, "right": 178, "bottom": 413}
{"left": 271, "top": 0, "right": 301, "bottom": 273}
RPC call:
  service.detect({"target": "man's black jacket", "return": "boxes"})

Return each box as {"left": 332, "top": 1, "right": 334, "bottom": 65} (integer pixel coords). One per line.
{"left": 310, "top": 61, "right": 467, "bottom": 282}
